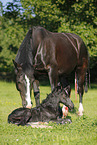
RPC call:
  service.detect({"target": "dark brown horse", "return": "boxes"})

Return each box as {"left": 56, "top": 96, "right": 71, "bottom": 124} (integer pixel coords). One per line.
{"left": 13, "top": 26, "right": 88, "bottom": 116}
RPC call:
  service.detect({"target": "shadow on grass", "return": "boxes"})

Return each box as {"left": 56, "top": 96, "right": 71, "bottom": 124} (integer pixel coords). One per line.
{"left": 66, "top": 107, "right": 78, "bottom": 120}
{"left": 39, "top": 79, "right": 50, "bottom": 86}
{"left": 69, "top": 107, "right": 78, "bottom": 115}
{"left": 90, "top": 83, "right": 97, "bottom": 89}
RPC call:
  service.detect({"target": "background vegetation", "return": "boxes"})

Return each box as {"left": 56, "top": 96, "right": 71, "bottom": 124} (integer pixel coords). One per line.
{"left": 0, "top": 0, "right": 97, "bottom": 82}
{"left": 0, "top": 81, "right": 97, "bottom": 144}
{"left": 0, "top": 1, "right": 97, "bottom": 144}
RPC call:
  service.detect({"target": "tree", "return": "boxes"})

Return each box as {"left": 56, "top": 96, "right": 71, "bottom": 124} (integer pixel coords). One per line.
{"left": 0, "top": 1, "right": 26, "bottom": 80}
{"left": 0, "top": 0, "right": 97, "bottom": 81}
{"left": 58, "top": 0, "right": 97, "bottom": 57}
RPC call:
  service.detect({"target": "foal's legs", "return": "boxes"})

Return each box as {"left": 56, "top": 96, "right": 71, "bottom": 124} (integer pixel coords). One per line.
{"left": 77, "top": 59, "right": 88, "bottom": 116}
{"left": 33, "top": 80, "right": 40, "bottom": 106}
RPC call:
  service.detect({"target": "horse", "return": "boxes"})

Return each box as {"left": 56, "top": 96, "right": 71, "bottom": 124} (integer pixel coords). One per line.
{"left": 8, "top": 85, "right": 74, "bottom": 126}
{"left": 13, "top": 26, "right": 88, "bottom": 116}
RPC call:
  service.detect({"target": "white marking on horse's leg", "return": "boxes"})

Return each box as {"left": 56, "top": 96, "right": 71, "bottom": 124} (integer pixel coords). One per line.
{"left": 25, "top": 75, "right": 32, "bottom": 108}
{"left": 78, "top": 103, "right": 84, "bottom": 116}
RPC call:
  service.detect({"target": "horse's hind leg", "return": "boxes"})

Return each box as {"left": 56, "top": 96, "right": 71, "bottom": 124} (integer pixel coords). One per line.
{"left": 48, "top": 65, "right": 58, "bottom": 91}
{"left": 77, "top": 59, "right": 88, "bottom": 116}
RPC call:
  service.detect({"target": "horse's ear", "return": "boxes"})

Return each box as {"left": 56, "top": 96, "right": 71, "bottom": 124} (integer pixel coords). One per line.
{"left": 13, "top": 60, "right": 17, "bottom": 69}
{"left": 13, "top": 60, "right": 23, "bottom": 73}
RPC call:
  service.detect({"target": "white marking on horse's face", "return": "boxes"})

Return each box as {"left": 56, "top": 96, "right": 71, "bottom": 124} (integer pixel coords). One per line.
{"left": 25, "top": 75, "right": 32, "bottom": 108}
{"left": 78, "top": 103, "right": 84, "bottom": 116}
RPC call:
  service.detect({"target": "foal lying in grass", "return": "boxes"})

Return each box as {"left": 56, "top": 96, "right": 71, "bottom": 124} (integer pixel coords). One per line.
{"left": 8, "top": 86, "right": 74, "bottom": 126}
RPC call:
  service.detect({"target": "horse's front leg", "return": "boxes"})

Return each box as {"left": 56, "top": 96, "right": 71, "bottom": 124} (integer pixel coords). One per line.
{"left": 48, "top": 65, "right": 58, "bottom": 91}
{"left": 78, "top": 93, "right": 84, "bottom": 116}
{"left": 33, "top": 80, "right": 40, "bottom": 106}
{"left": 59, "top": 75, "right": 71, "bottom": 98}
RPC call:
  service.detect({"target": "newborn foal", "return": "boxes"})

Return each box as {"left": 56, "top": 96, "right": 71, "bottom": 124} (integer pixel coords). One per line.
{"left": 8, "top": 86, "right": 74, "bottom": 126}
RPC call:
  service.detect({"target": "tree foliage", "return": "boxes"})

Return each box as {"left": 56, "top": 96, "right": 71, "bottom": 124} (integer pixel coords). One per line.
{"left": 0, "top": 0, "right": 97, "bottom": 80}
{"left": 58, "top": 0, "right": 97, "bottom": 58}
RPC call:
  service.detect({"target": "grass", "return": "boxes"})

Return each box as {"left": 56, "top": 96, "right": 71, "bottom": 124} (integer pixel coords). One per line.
{"left": 0, "top": 81, "right": 97, "bottom": 145}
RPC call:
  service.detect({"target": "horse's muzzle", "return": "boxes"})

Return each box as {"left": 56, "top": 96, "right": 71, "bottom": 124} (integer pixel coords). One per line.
{"left": 26, "top": 104, "right": 32, "bottom": 109}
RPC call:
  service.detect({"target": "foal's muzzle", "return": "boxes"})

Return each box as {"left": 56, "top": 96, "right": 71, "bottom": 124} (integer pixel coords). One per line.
{"left": 65, "top": 97, "right": 74, "bottom": 111}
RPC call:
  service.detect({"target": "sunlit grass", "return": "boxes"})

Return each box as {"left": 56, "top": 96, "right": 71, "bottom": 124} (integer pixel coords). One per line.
{"left": 0, "top": 81, "right": 97, "bottom": 145}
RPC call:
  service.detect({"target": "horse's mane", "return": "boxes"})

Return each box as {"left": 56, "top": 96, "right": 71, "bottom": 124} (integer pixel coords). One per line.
{"left": 15, "top": 28, "right": 33, "bottom": 65}
{"left": 15, "top": 26, "right": 50, "bottom": 65}
{"left": 19, "top": 28, "right": 32, "bottom": 52}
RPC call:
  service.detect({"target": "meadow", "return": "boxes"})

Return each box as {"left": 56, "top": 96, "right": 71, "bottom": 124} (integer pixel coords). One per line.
{"left": 0, "top": 81, "right": 97, "bottom": 145}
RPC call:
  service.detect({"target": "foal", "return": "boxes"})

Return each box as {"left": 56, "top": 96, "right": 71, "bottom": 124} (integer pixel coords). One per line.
{"left": 8, "top": 86, "right": 74, "bottom": 126}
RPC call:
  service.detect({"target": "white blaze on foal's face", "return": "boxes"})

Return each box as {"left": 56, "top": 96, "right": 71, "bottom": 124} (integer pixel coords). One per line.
{"left": 25, "top": 75, "right": 32, "bottom": 108}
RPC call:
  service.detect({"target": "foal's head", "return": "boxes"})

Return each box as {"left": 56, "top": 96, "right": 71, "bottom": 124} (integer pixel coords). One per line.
{"left": 50, "top": 85, "right": 74, "bottom": 110}
{"left": 13, "top": 61, "right": 34, "bottom": 108}
{"left": 54, "top": 87, "right": 74, "bottom": 110}
{"left": 60, "top": 92, "right": 74, "bottom": 110}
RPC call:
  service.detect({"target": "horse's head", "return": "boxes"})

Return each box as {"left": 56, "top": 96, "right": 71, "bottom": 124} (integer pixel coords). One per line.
{"left": 13, "top": 60, "right": 35, "bottom": 108}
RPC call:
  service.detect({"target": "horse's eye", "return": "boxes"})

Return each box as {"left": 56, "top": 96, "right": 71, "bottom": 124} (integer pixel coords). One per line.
{"left": 17, "top": 81, "right": 21, "bottom": 84}
{"left": 17, "top": 74, "right": 24, "bottom": 81}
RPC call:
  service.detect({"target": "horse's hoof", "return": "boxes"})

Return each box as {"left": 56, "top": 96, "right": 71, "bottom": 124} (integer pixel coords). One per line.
{"left": 78, "top": 103, "right": 83, "bottom": 116}
{"left": 26, "top": 104, "right": 32, "bottom": 109}
{"left": 78, "top": 111, "right": 83, "bottom": 116}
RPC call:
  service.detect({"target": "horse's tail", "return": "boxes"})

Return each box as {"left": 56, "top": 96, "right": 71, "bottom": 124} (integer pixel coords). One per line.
{"left": 75, "top": 72, "right": 78, "bottom": 100}
{"left": 85, "top": 69, "right": 91, "bottom": 93}
{"left": 85, "top": 53, "right": 91, "bottom": 93}
{"left": 85, "top": 72, "right": 88, "bottom": 93}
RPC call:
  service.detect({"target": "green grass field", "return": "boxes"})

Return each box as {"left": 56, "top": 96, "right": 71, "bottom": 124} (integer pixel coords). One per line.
{"left": 0, "top": 81, "right": 97, "bottom": 145}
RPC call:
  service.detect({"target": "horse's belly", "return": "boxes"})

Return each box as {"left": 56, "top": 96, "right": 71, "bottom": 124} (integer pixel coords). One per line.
{"left": 55, "top": 39, "right": 78, "bottom": 75}
{"left": 57, "top": 55, "right": 77, "bottom": 75}
{"left": 58, "top": 65, "right": 76, "bottom": 75}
